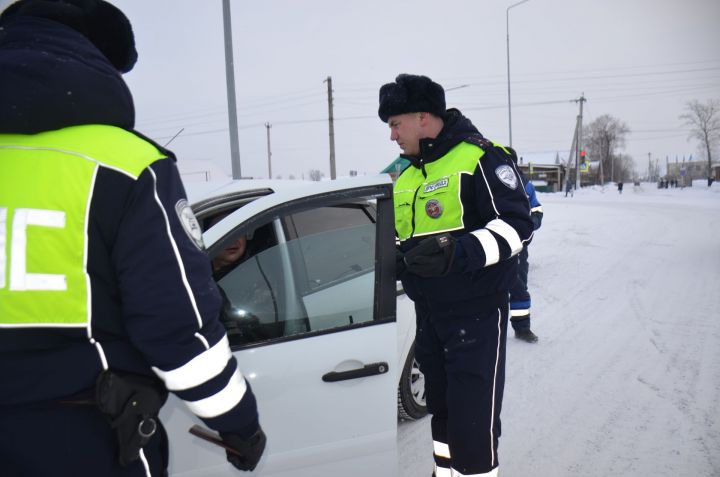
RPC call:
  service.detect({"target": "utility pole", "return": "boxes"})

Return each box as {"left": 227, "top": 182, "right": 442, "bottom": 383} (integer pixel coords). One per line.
{"left": 324, "top": 76, "right": 337, "bottom": 180}
{"left": 265, "top": 122, "right": 272, "bottom": 179}
{"left": 566, "top": 124, "right": 577, "bottom": 186}
{"left": 572, "top": 94, "right": 586, "bottom": 189}
{"left": 506, "top": 0, "right": 531, "bottom": 147}
{"left": 222, "top": 0, "right": 241, "bottom": 179}
{"left": 648, "top": 152, "right": 652, "bottom": 181}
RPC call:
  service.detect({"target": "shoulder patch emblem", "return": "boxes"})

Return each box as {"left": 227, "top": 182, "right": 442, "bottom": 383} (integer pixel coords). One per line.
{"left": 495, "top": 165, "right": 518, "bottom": 190}
{"left": 175, "top": 199, "right": 205, "bottom": 250}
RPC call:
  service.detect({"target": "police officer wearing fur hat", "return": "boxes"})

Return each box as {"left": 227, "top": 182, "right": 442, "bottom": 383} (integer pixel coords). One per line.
{"left": 0, "top": 1, "right": 265, "bottom": 475}
{"left": 379, "top": 74, "right": 534, "bottom": 477}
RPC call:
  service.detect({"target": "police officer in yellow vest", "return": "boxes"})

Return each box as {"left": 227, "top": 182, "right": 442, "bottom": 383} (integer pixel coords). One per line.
{"left": 0, "top": 1, "right": 264, "bottom": 475}
{"left": 379, "top": 74, "right": 534, "bottom": 477}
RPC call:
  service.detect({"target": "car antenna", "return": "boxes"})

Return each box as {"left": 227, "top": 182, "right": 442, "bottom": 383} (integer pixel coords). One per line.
{"left": 164, "top": 128, "right": 185, "bottom": 147}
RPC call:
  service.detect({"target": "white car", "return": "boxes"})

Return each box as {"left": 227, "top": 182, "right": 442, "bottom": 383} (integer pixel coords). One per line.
{"left": 162, "top": 175, "right": 426, "bottom": 477}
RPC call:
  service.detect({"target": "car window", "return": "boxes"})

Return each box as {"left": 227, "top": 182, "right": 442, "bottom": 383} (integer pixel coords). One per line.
{"left": 214, "top": 203, "right": 378, "bottom": 347}
{"left": 284, "top": 205, "right": 375, "bottom": 293}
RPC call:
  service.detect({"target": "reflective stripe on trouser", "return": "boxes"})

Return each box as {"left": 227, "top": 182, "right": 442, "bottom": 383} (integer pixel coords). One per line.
{"left": 509, "top": 301, "right": 530, "bottom": 331}
{"left": 416, "top": 302, "right": 508, "bottom": 475}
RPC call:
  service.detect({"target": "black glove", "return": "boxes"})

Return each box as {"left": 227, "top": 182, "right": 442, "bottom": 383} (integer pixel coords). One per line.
{"left": 220, "top": 426, "right": 267, "bottom": 472}
{"left": 403, "top": 233, "right": 456, "bottom": 277}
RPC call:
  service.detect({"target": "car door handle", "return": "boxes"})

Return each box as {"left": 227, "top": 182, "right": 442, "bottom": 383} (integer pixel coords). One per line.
{"left": 322, "top": 362, "right": 389, "bottom": 382}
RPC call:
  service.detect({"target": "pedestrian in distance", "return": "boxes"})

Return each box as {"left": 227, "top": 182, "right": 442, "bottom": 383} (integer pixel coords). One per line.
{"left": 380, "top": 74, "right": 534, "bottom": 477}
{"left": 507, "top": 151, "right": 543, "bottom": 343}
{"left": 0, "top": 1, "right": 265, "bottom": 475}
{"left": 617, "top": 181, "right": 624, "bottom": 194}
{"left": 565, "top": 177, "right": 574, "bottom": 197}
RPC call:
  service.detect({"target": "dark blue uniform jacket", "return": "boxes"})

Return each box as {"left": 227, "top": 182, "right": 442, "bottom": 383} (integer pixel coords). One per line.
{"left": 0, "top": 17, "right": 257, "bottom": 436}
{"left": 397, "top": 110, "right": 534, "bottom": 313}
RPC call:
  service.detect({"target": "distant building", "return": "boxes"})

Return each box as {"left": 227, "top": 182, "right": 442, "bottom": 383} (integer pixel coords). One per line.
{"left": 516, "top": 162, "right": 564, "bottom": 192}
{"left": 667, "top": 160, "right": 718, "bottom": 186}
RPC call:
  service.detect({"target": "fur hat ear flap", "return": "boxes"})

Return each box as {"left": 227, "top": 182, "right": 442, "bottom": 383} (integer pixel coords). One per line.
{"left": 1, "top": 0, "right": 137, "bottom": 73}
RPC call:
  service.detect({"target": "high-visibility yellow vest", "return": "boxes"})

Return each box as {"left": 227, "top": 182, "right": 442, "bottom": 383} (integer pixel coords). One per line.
{"left": 0, "top": 125, "right": 166, "bottom": 328}
{"left": 394, "top": 142, "right": 484, "bottom": 241}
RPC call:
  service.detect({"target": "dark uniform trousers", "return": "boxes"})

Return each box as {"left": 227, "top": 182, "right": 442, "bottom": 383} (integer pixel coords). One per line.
{"left": 414, "top": 295, "right": 508, "bottom": 476}
{"left": 0, "top": 402, "right": 168, "bottom": 477}
{"left": 509, "top": 246, "right": 531, "bottom": 332}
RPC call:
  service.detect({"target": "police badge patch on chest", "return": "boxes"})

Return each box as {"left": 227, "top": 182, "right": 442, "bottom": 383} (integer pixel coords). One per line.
{"left": 495, "top": 165, "right": 518, "bottom": 190}
{"left": 175, "top": 199, "right": 205, "bottom": 250}
{"left": 425, "top": 199, "right": 443, "bottom": 218}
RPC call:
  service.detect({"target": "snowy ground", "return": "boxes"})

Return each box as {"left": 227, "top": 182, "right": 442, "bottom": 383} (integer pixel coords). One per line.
{"left": 398, "top": 182, "right": 720, "bottom": 477}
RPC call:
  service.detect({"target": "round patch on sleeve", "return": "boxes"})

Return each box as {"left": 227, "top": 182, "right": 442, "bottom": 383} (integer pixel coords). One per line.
{"left": 175, "top": 199, "right": 205, "bottom": 250}
{"left": 495, "top": 165, "right": 518, "bottom": 190}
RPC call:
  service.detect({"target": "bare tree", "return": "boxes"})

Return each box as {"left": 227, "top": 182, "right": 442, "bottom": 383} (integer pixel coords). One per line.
{"left": 616, "top": 153, "right": 635, "bottom": 182}
{"left": 680, "top": 99, "right": 720, "bottom": 185}
{"left": 308, "top": 169, "right": 324, "bottom": 181}
{"left": 584, "top": 114, "right": 630, "bottom": 184}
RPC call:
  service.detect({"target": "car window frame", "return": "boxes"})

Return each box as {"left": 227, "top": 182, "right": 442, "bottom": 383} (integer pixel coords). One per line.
{"left": 203, "top": 184, "right": 396, "bottom": 352}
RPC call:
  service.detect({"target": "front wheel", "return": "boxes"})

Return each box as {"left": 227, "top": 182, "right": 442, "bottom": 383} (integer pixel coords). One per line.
{"left": 397, "top": 343, "right": 428, "bottom": 420}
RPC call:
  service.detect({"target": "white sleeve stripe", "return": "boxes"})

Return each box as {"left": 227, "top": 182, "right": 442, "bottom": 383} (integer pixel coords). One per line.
{"left": 531, "top": 205, "right": 543, "bottom": 213}
{"left": 152, "top": 335, "right": 233, "bottom": 391}
{"left": 147, "top": 167, "right": 204, "bottom": 331}
{"left": 471, "top": 229, "right": 500, "bottom": 266}
{"left": 184, "top": 369, "right": 247, "bottom": 418}
{"left": 486, "top": 219, "right": 523, "bottom": 255}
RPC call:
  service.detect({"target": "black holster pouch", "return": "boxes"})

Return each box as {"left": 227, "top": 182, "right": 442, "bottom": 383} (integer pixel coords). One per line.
{"left": 95, "top": 370, "right": 168, "bottom": 467}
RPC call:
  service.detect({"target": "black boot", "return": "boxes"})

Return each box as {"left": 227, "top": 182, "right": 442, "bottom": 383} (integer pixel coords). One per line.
{"left": 515, "top": 328, "right": 539, "bottom": 343}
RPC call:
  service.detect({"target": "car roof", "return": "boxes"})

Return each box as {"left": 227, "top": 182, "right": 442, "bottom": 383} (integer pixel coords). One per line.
{"left": 186, "top": 175, "right": 392, "bottom": 207}
{"left": 187, "top": 175, "right": 393, "bottom": 246}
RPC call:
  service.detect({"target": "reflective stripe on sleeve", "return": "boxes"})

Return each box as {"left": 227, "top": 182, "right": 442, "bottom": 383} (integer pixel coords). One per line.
{"left": 152, "top": 335, "right": 233, "bottom": 391}
{"left": 184, "top": 368, "right": 247, "bottom": 418}
{"left": 485, "top": 219, "right": 523, "bottom": 256}
{"left": 531, "top": 205, "right": 543, "bottom": 213}
{"left": 471, "top": 229, "right": 500, "bottom": 266}
{"left": 510, "top": 308, "right": 530, "bottom": 317}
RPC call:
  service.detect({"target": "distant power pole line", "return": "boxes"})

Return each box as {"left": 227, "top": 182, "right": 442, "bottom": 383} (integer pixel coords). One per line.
{"left": 222, "top": 0, "right": 242, "bottom": 179}
{"left": 325, "top": 76, "right": 337, "bottom": 180}
{"left": 572, "top": 93, "right": 587, "bottom": 189}
{"left": 265, "top": 122, "right": 272, "bottom": 179}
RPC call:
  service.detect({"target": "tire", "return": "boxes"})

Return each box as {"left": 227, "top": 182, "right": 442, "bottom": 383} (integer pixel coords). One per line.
{"left": 397, "top": 342, "right": 428, "bottom": 420}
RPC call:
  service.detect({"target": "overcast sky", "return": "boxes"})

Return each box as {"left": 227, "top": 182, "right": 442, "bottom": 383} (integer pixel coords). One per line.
{"left": 4, "top": 0, "right": 719, "bottom": 180}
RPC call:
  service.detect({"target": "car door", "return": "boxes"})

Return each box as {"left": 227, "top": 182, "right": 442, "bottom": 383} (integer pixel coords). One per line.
{"left": 163, "top": 180, "right": 397, "bottom": 477}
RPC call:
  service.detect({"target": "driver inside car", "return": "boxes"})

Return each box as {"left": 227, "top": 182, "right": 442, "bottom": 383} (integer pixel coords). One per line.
{"left": 204, "top": 213, "right": 278, "bottom": 343}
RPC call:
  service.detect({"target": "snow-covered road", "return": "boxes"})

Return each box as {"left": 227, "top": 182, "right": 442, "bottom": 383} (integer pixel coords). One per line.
{"left": 399, "top": 183, "right": 720, "bottom": 477}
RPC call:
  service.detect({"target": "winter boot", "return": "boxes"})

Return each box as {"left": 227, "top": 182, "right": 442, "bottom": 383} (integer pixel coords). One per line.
{"left": 515, "top": 328, "right": 539, "bottom": 343}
